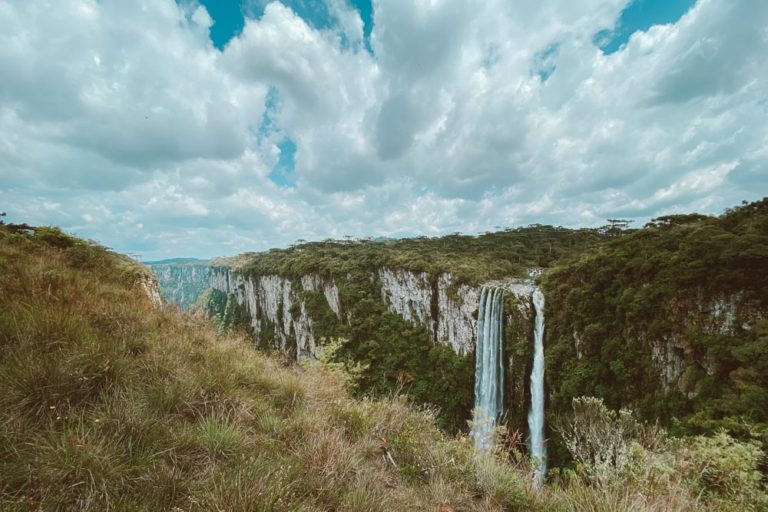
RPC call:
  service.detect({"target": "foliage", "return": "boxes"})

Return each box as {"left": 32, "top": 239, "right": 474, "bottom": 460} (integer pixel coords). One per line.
{"left": 555, "top": 396, "right": 768, "bottom": 511}
{"left": 4, "top": 222, "right": 766, "bottom": 511}
{"left": 556, "top": 397, "right": 639, "bottom": 485}
{"left": 225, "top": 224, "right": 607, "bottom": 286}
{"left": 206, "top": 225, "right": 607, "bottom": 433}
{"left": 544, "top": 198, "right": 768, "bottom": 451}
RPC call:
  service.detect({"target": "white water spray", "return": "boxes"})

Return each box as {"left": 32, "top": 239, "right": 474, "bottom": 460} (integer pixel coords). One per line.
{"left": 528, "top": 288, "right": 547, "bottom": 481}
{"left": 471, "top": 287, "right": 505, "bottom": 450}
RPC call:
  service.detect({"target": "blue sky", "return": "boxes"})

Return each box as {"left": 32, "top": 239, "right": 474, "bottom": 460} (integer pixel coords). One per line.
{"left": 596, "top": 0, "right": 698, "bottom": 53}
{"left": 198, "top": 0, "right": 692, "bottom": 56}
{"left": 1, "top": 0, "right": 766, "bottom": 259}
{"left": 199, "top": 0, "right": 373, "bottom": 50}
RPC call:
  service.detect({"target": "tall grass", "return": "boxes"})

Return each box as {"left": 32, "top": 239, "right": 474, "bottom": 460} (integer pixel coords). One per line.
{"left": 0, "top": 226, "right": 540, "bottom": 511}
{"left": 1, "top": 225, "right": 763, "bottom": 511}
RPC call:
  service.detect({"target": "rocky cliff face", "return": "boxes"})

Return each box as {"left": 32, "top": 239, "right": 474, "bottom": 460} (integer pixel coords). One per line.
{"left": 149, "top": 262, "right": 211, "bottom": 310}
{"left": 138, "top": 277, "right": 163, "bottom": 308}
{"left": 544, "top": 277, "right": 768, "bottom": 428}
{"left": 210, "top": 267, "right": 342, "bottom": 360}
{"left": 646, "top": 292, "right": 765, "bottom": 395}
{"left": 214, "top": 264, "right": 538, "bottom": 359}
{"left": 377, "top": 268, "right": 537, "bottom": 356}
{"left": 210, "top": 265, "right": 539, "bottom": 428}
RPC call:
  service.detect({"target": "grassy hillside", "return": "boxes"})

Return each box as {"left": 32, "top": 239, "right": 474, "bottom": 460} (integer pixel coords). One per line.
{"left": 0, "top": 224, "right": 540, "bottom": 510}
{"left": 2, "top": 222, "right": 765, "bottom": 511}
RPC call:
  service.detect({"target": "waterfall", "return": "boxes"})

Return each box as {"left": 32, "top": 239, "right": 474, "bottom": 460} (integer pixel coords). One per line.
{"left": 471, "top": 286, "right": 505, "bottom": 450}
{"left": 528, "top": 287, "right": 547, "bottom": 481}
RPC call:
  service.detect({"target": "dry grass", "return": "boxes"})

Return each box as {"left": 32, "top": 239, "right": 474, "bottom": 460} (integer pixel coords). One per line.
{"left": 0, "top": 225, "right": 760, "bottom": 511}
{"left": 0, "top": 226, "right": 538, "bottom": 511}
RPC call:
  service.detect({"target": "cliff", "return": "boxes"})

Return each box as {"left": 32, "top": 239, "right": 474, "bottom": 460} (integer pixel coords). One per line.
{"left": 1, "top": 222, "right": 564, "bottom": 512}
{"left": 147, "top": 259, "right": 211, "bottom": 310}
{"left": 208, "top": 267, "right": 341, "bottom": 359}
{"left": 200, "top": 224, "right": 607, "bottom": 430}
{"left": 543, "top": 199, "right": 768, "bottom": 442}
{"left": 206, "top": 258, "right": 543, "bottom": 432}
{"left": 199, "top": 199, "right": 768, "bottom": 446}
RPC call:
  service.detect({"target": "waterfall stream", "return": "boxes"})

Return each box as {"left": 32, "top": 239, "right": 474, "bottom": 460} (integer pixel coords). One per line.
{"left": 471, "top": 287, "right": 505, "bottom": 450}
{"left": 528, "top": 287, "right": 547, "bottom": 481}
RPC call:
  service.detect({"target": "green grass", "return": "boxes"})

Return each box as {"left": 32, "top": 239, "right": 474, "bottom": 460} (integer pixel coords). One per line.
{"left": 1, "top": 223, "right": 764, "bottom": 511}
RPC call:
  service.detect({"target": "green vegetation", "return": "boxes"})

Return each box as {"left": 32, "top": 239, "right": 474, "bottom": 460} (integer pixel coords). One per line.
{"left": 148, "top": 261, "right": 211, "bottom": 311}
{"left": 208, "top": 226, "right": 608, "bottom": 433}
{"left": 224, "top": 224, "right": 606, "bottom": 285}
{"left": 544, "top": 198, "right": 768, "bottom": 459}
{"left": 2, "top": 222, "right": 765, "bottom": 510}
{"left": 0, "top": 223, "right": 538, "bottom": 510}
{"left": 551, "top": 397, "right": 767, "bottom": 511}
{"left": 333, "top": 277, "right": 476, "bottom": 432}
{"left": 208, "top": 198, "right": 768, "bottom": 467}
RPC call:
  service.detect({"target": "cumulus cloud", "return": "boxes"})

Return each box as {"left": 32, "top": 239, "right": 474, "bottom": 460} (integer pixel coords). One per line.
{"left": 0, "top": 0, "right": 766, "bottom": 259}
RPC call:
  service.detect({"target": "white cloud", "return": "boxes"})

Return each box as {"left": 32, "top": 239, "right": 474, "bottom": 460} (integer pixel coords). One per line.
{"left": 0, "top": 0, "right": 766, "bottom": 259}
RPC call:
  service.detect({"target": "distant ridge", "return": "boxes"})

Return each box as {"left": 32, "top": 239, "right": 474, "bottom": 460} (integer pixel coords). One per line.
{"left": 144, "top": 257, "right": 209, "bottom": 265}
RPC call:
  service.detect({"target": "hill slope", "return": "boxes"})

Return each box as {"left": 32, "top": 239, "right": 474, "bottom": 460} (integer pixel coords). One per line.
{"left": 0, "top": 224, "right": 539, "bottom": 510}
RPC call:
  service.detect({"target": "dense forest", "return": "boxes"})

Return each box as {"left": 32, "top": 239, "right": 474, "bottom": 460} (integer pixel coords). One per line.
{"left": 544, "top": 198, "right": 768, "bottom": 458}
{"left": 222, "top": 224, "right": 608, "bottom": 284}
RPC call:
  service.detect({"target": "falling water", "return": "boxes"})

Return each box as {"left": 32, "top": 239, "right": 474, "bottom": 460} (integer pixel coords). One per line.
{"left": 471, "top": 286, "right": 505, "bottom": 450}
{"left": 528, "top": 287, "right": 547, "bottom": 481}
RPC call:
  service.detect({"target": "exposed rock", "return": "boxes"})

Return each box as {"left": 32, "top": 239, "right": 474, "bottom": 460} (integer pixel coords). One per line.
{"left": 651, "top": 335, "right": 686, "bottom": 391}
{"left": 301, "top": 274, "right": 342, "bottom": 318}
{"left": 436, "top": 273, "right": 478, "bottom": 355}
{"left": 139, "top": 277, "right": 163, "bottom": 307}
{"left": 211, "top": 266, "right": 540, "bottom": 366}
{"left": 378, "top": 269, "right": 537, "bottom": 355}
{"left": 378, "top": 268, "right": 434, "bottom": 332}
{"left": 211, "top": 268, "right": 342, "bottom": 360}
{"left": 149, "top": 262, "right": 211, "bottom": 310}
{"left": 647, "top": 292, "right": 764, "bottom": 394}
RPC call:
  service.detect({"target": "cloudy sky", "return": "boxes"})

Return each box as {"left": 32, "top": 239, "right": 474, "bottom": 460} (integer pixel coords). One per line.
{"left": 1, "top": 0, "right": 766, "bottom": 259}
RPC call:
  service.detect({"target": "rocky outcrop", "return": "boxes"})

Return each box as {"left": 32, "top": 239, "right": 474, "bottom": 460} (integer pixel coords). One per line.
{"left": 300, "top": 274, "right": 342, "bottom": 318}
{"left": 436, "top": 273, "right": 479, "bottom": 355}
{"left": 208, "top": 265, "right": 542, "bottom": 429}
{"left": 210, "top": 268, "right": 341, "bottom": 360}
{"left": 648, "top": 292, "right": 765, "bottom": 394}
{"left": 378, "top": 268, "right": 537, "bottom": 355}
{"left": 561, "top": 290, "right": 767, "bottom": 398}
{"left": 210, "top": 266, "right": 539, "bottom": 371}
{"left": 138, "top": 277, "right": 163, "bottom": 307}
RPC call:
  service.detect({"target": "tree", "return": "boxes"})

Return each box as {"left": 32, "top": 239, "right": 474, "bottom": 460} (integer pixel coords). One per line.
{"left": 599, "top": 219, "right": 634, "bottom": 236}
{"left": 646, "top": 213, "right": 710, "bottom": 227}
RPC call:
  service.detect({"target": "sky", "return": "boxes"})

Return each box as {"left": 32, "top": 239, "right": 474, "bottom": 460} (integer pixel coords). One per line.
{"left": 1, "top": 0, "right": 767, "bottom": 260}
